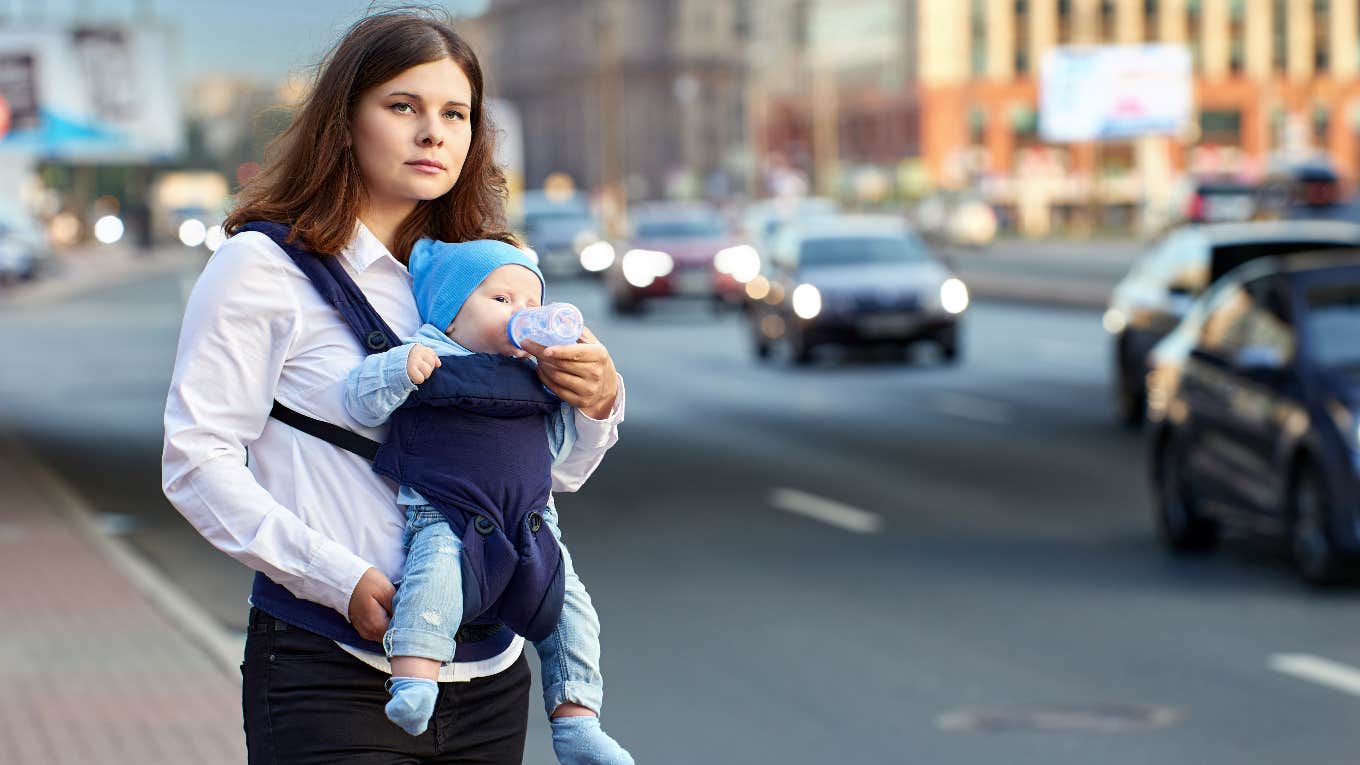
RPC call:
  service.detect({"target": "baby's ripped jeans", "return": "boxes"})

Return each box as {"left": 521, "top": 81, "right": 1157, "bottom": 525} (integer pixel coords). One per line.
{"left": 384, "top": 504, "right": 605, "bottom": 716}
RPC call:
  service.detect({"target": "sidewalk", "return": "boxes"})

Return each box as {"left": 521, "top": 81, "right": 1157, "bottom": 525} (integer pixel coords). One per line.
{"left": 0, "top": 438, "right": 245, "bottom": 764}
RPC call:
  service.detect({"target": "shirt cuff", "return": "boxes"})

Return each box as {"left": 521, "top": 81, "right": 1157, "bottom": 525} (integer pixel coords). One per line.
{"left": 382, "top": 344, "right": 420, "bottom": 393}
{"left": 572, "top": 373, "right": 625, "bottom": 448}
{"left": 301, "top": 538, "right": 377, "bottom": 619}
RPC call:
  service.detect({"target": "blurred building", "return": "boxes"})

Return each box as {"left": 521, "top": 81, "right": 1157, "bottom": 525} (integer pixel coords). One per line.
{"left": 919, "top": 0, "right": 1360, "bottom": 232}
{"left": 475, "top": 0, "right": 749, "bottom": 205}
{"left": 747, "top": 0, "right": 922, "bottom": 202}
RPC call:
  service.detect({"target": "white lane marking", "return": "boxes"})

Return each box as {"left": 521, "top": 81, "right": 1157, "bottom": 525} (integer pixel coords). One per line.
{"left": 929, "top": 393, "right": 1014, "bottom": 425}
{"left": 1269, "top": 653, "right": 1360, "bottom": 698}
{"left": 770, "top": 487, "right": 884, "bottom": 534}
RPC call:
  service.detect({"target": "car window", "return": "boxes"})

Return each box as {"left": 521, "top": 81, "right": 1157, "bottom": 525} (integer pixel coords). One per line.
{"left": 1197, "top": 278, "right": 1295, "bottom": 365}
{"left": 1141, "top": 231, "right": 1208, "bottom": 292}
{"left": 1303, "top": 281, "right": 1360, "bottom": 369}
{"left": 635, "top": 218, "right": 725, "bottom": 238}
{"left": 1209, "top": 240, "right": 1354, "bottom": 283}
{"left": 797, "top": 235, "right": 929, "bottom": 267}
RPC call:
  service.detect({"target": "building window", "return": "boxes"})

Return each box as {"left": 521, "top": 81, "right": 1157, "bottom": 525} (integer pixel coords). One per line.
{"left": 1144, "top": 0, "right": 1158, "bottom": 42}
{"left": 971, "top": 0, "right": 988, "bottom": 76}
{"left": 1273, "top": 0, "right": 1287, "bottom": 72}
{"left": 1201, "top": 109, "right": 1242, "bottom": 144}
{"left": 1015, "top": 0, "right": 1030, "bottom": 74}
{"left": 1101, "top": 0, "right": 1117, "bottom": 41}
{"left": 1314, "top": 0, "right": 1330, "bottom": 73}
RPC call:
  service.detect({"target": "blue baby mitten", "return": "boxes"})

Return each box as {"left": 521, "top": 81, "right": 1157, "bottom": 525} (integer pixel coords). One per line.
{"left": 385, "top": 676, "right": 438, "bottom": 736}
{"left": 550, "top": 714, "right": 635, "bottom": 765}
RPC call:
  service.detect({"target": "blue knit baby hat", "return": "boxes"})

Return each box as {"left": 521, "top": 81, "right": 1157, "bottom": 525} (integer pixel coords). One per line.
{"left": 409, "top": 238, "right": 545, "bottom": 330}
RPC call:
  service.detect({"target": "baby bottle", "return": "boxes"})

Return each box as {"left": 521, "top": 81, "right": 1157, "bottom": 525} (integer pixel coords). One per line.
{"left": 507, "top": 302, "right": 584, "bottom": 349}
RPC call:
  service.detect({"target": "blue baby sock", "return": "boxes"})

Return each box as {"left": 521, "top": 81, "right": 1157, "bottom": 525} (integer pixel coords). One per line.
{"left": 550, "top": 715, "right": 635, "bottom": 765}
{"left": 385, "top": 676, "right": 438, "bottom": 736}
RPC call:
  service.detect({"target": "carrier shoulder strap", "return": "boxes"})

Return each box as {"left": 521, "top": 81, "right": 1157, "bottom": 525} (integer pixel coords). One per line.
{"left": 237, "top": 221, "right": 390, "bottom": 461}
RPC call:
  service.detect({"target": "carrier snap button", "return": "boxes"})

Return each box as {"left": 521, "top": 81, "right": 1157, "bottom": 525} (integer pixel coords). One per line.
{"left": 474, "top": 516, "right": 495, "bottom": 535}
{"left": 528, "top": 512, "right": 542, "bottom": 533}
{"left": 365, "top": 331, "right": 389, "bottom": 351}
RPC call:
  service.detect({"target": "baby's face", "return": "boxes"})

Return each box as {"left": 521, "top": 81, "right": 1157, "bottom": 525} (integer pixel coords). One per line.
{"left": 446, "top": 264, "right": 542, "bottom": 355}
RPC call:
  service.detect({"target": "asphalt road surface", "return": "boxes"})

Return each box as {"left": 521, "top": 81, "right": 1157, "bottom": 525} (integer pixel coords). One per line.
{"left": 3, "top": 256, "right": 1359, "bottom": 764}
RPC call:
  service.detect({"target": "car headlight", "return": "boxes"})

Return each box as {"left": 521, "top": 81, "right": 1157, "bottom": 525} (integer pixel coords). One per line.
{"left": 714, "top": 244, "right": 761, "bottom": 283}
{"left": 621, "top": 248, "right": 673, "bottom": 287}
{"left": 940, "top": 277, "right": 969, "bottom": 314}
{"left": 579, "top": 240, "right": 616, "bottom": 272}
{"left": 791, "top": 283, "right": 822, "bottom": 319}
{"left": 1103, "top": 308, "right": 1127, "bottom": 334}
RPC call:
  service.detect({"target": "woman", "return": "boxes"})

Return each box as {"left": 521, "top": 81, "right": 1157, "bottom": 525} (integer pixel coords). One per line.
{"left": 162, "top": 10, "right": 623, "bottom": 764}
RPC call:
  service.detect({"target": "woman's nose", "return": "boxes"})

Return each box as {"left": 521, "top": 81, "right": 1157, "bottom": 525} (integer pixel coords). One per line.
{"left": 417, "top": 119, "right": 444, "bottom": 147}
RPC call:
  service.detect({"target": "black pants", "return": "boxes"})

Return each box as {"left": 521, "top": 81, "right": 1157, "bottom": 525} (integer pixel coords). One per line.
{"left": 242, "top": 608, "right": 530, "bottom": 765}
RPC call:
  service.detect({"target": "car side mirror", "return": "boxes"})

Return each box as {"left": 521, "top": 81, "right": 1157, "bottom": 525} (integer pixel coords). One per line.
{"left": 1234, "top": 344, "right": 1286, "bottom": 372}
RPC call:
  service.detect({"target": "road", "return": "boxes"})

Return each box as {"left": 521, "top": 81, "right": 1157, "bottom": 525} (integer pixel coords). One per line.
{"left": 2, "top": 254, "right": 1359, "bottom": 764}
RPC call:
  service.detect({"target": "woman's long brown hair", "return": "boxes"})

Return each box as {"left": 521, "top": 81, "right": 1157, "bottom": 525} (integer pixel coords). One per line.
{"left": 224, "top": 7, "right": 514, "bottom": 261}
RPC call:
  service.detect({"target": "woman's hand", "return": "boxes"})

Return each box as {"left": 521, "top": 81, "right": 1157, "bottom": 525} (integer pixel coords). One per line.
{"left": 348, "top": 566, "right": 396, "bottom": 641}
{"left": 518, "top": 327, "right": 618, "bottom": 420}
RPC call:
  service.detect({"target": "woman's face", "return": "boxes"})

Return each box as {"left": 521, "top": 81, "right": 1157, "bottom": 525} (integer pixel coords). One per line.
{"left": 350, "top": 57, "right": 474, "bottom": 218}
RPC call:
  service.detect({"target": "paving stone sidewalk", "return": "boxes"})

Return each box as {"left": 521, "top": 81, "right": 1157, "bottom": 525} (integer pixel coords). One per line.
{"left": 0, "top": 440, "right": 244, "bottom": 764}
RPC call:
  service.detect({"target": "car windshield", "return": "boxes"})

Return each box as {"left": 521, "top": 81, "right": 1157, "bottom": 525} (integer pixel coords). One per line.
{"left": 1305, "top": 282, "right": 1360, "bottom": 369}
{"left": 799, "top": 235, "right": 929, "bottom": 267}
{"left": 635, "top": 218, "right": 726, "bottom": 238}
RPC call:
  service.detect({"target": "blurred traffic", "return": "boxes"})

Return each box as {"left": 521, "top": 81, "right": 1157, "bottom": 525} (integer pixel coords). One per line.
{"left": 7, "top": 2, "right": 1360, "bottom": 763}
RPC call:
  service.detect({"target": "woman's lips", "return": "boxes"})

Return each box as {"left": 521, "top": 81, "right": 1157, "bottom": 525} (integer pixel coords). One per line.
{"left": 407, "top": 160, "right": 445, "bottom": 174}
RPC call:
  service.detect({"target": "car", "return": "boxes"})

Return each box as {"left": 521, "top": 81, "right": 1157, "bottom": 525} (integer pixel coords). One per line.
{"left": 743, "top": 215, "right": 968, "bottom": 365}
{"left": 1104, "top": 220, "right": 1360, "bottom": 426}
{"left": 517, "top": 190, "right": 608, "bottom": 278}
{"left": 1183, "top": 178, "right": 1260, "bottom": 224}
{"left": 605, "top": 204, "right": 752, "bottom": 314}
{"left": 1144, "top": 251, "right": 1360, "bottom": 583}
{"left": 0, "top": 213, "right": 51, "bottom": 283}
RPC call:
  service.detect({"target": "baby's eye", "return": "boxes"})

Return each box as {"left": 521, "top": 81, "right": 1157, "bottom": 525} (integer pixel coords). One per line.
{"left": 494, "top": 295, "right": 510, "bottom": 304}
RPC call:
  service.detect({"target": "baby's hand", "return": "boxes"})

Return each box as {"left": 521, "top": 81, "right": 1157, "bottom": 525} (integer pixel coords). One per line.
{"left": 406, "top": 345, "right": 441, "bottom": 385}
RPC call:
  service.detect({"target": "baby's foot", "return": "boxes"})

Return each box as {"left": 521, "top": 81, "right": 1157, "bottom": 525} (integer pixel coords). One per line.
{"left": 385, "top": 676, "right": 438, "bottom": 736}
{"left": 550, "top": 715, "right": 635, "bottom": 765}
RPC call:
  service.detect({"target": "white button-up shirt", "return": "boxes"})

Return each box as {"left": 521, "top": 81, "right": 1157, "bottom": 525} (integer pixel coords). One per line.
{"left": 162, "top": 222, "right": 624, "bottom": 679}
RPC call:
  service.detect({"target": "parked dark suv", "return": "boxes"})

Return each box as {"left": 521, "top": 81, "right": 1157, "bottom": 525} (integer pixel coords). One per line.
{"left": 1105, "top": 221, "right": 1360, "bottom": 425}
{"left": 1144, "top": 252, "right": 1360, "bottom": 583}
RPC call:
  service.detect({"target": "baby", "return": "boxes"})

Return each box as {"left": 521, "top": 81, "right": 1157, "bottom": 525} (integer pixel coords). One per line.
{"left": 344, "top": 238, "right": 631, "bottom": 765}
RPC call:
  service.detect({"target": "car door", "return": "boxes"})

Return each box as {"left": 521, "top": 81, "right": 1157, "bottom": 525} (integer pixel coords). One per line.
{"left": 1177, "top": 282, "right": 1254, "bottom": 505}
{"left": 1184, "top": 278, "right": 1299, "bottom": 515}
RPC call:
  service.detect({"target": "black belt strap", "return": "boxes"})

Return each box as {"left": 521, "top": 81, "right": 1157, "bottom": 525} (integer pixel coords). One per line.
{"left": 270, "top": 400, "right": 381, "bottom": 461}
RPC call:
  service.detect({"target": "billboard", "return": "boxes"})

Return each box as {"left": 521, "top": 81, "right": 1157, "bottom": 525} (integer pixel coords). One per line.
{"left": 0, "top": 25, "right": 182, "bottom": 161}
{"left": 1039, "top": 44, "right": 1192, "bottom": 143}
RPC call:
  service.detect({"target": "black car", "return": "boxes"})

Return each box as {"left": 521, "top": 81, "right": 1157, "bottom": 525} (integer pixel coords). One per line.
{"left": 1105, "top": 220, "right": 1360, "bottom": 425}
{"left": 745, "top": 216, "right": 968, "bottom": 365}
{"left": 1145, "top": 252, "right": 1360, "bottom": 583}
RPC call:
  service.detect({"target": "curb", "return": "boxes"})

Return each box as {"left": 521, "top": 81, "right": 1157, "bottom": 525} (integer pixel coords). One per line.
{"left": 5, "top": 436, "right": 245, "bottom": 681}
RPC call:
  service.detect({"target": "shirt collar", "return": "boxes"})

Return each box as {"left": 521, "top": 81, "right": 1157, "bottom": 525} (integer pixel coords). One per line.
{"left": 340, "top": 220, "right": 398, "bottom": 274}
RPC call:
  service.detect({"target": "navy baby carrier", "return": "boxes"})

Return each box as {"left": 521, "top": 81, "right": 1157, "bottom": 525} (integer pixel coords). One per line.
{"left": 239, "top": 222, "right": 566, "bottom": 647}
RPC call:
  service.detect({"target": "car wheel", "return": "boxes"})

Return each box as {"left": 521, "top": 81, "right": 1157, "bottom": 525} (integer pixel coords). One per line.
{"left": 611, "top": 296, "right": 643, "bottom": 316}
{"left": 1290, "top": 463, "right": 1349, "bottom": 585}
{"left": 785, "top": 324, "right": 813, "bottom": 366}
{"left": 1155, "top": 436, "right": 1218, "bottom": 552}
{"left": 1115, "top": 338, "right": 1145, "bottom": 427}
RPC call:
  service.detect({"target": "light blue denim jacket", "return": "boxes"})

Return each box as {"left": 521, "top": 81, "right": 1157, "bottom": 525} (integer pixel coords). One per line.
{"left": 343, "top": 323, "right": 577, "bottom": 507}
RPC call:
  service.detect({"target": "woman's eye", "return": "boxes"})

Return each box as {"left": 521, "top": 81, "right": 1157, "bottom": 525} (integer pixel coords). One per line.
{"left": 390, "top": 102, "right": 415, "bottom": 114}
{"left": 444, "top": 110, "right": 466, "bottom": 121}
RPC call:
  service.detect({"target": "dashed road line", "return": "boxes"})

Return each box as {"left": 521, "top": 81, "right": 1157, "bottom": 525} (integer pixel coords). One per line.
{"left": 929, "top": 393, "right": 1014, "bottom": 425}
{"left": 770, "top": 487, "right": 884, "bottom": 534}
{"left": 1270, "top": 653, "right": 1360, "bottom": 698}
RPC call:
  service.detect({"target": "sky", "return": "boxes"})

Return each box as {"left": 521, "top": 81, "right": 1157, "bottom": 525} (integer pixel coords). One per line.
{"left": 28, "top": 0, "right": 491, "bottom": 82}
